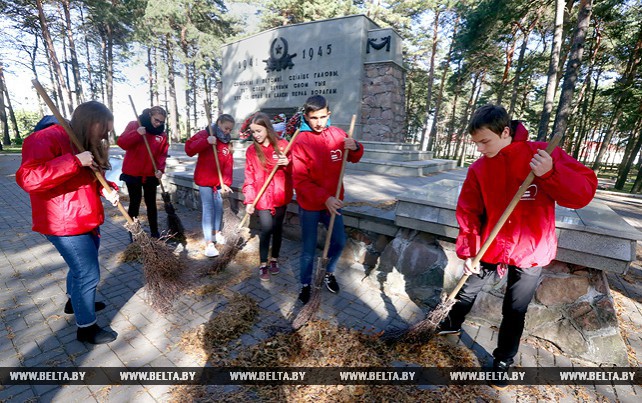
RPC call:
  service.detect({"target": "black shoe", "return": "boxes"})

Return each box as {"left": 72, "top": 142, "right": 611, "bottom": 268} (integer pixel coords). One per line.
{"left": 299, "top": 285, "right": 311, "bottom": 305}
{"left": 435, "top": 320, "right": 461, "bottom": 336}
{"left": 64, "top": 299, "right": 106, "bottom": 314}
{"left": 151, "top": 231, "right": 160, "bottom": 239}
{"left": 76, "top": 324, "right": 117, "bottom": 344}
{"left": 324, "top": 274, "right": 340, "bottom": 293}
{"left": 489, "top": 359, "right": 511, "bottom": 390}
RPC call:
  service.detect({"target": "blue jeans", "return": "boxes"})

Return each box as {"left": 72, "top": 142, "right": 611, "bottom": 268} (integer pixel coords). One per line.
{"left": 199, "top": 186, "right": 223, "bottom": 242}
{"left": 299, "top": 208, "right": 347, "bottom": 285}
{"left": 46, "top": 230, "right": 101, "bottom": 327}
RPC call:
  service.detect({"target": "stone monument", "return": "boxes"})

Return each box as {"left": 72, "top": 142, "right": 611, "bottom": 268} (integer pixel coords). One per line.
{"left": 220, "top": 14, "right": 405, "bottom": 142}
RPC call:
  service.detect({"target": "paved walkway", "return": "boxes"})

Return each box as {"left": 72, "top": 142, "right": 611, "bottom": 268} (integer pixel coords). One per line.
{"left": 1, "top": 153, "right": 642, "bottom": 402}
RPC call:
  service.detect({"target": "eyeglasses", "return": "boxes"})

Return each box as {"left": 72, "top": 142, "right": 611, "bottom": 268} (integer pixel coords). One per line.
{"left": 152, "top": 117, "right": 166, "bottom": 125}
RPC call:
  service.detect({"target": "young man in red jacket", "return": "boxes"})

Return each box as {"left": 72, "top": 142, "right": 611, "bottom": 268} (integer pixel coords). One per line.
{"left": 242, "top": 112, "right": 293, "bottom": 281}
{"left": 438, "top": 104, "right": 597, "bottom": 388}
{"left": 16, "top": 101, "right": 120, "bottom": 344}
{"left": 185, "top": 114, "right": 235, "bottom": 257}
{"left": 291, "top": 95, "right": 364, "bottom": 304}
{"left": 117, "top": 106, "right": 169, "bottom": 239}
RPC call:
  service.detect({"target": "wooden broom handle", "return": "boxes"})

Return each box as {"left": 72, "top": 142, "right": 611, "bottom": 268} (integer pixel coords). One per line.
{"left": 446, "top": 130, "right": 564, "bottom": 301}
{"left": 32, "top": 79, "right": 134, "bottom": 225}
{"left": 204, "top": 104, "right": 226, "bottom": 191}
{"left": 322, "top": 115, "right": 357, "bottom": 259}
{"left": 127, "top": 96, "right": 167, "bottom": 194}
{"left": 238, "top": 129, "right": 301, "bottom": 228}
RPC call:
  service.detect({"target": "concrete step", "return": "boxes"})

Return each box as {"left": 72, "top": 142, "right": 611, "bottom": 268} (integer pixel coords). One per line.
{"left": 363, "top": 148, "right": 433, "bottom": 162}
{"left": 347, "top": 158, "right": 457, "bottom": 176}
{"left": 359, "top": 140, "right": 420, "bottom": 152}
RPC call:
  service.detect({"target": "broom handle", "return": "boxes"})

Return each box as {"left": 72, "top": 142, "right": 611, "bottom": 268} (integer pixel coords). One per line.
{"left": 321, "top": 115, "right": 357, "bottom": 260}
{"left": 446, "top": 130, "right": 564, "bottom": 302}
{"left": 204, "top": 104, "right": 226, "bottom": 192}
{"left": 239, "top": 129, "right": 301, "bottom": 228}
{"left": 127, "top": 95, "right": 167, "bottom": 194}
{"left": 32, "top": 79, "right": 135, "bottom": 225}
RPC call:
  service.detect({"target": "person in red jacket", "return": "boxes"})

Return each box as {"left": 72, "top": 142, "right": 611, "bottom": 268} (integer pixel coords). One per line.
{"left": 437, "top": 104, "right": 597, "bottom": 389}
{"left": 242, "top": 112, "right": 293, "bottom": 281}
{"left": 16, "top": 101, "right": 120, "bottom": 345}
{"left": 185, "top": 114, "right": 235, "bottom": 257}
{"left": 291, "top": 95, "right": 364, "bottom": 304}
{"left": 117, "top": 106, "right": 169, "bottom": 239}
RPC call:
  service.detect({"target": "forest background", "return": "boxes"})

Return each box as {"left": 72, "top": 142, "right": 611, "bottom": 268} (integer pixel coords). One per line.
{"left": 1, "top": 0, "right": 641, "bottom": 193}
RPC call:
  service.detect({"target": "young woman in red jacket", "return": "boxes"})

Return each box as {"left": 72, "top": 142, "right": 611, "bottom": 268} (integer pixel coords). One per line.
{"left": 117, "top": 106, "right": 169, "bottom": 239}
{"left": 438, "top": 104, "right": 597, "bottom": 389}
{"left": 185, "top": 114, "right": 235, "bottom": 257}
{"left": 242, "top": 113, "right": 293, "bottom": 281}
{"left": 16, "top": 101, "right": 120, "bottom": 345}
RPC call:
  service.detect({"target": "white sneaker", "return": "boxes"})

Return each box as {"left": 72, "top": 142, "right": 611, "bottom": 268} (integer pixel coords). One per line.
{"left": 203, "top": 242, "right": 219, "bottom": 257}
{"left": 215, "top": 233, "right": 226, "bottom": 245}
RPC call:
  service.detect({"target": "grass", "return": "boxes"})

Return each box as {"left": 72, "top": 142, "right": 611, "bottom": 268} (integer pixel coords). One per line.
{"left": 0, "top": 145, "right": 22, "bottom": 154}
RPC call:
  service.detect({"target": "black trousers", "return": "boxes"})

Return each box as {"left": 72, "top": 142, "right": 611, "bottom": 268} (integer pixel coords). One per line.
{"left": 122, "top": 175, "right": 159, "bottom": 237}
{"left": 444, "top": 262, "right": 542, "bottom": 365}
{"left": 257, "top": 206, "right": 286, "bottom": 263}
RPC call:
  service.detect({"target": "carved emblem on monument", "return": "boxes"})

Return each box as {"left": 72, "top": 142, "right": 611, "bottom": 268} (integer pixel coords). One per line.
{"left": 263, "top": 37, "right": 297, "bottom": 72}
{"left": 366, "top": 36, "right": 391, "bottom": 53}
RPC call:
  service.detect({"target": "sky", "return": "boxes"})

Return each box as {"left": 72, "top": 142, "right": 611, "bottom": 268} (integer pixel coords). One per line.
{"left": 1, "top": 3, "right": 259, "bottom": 135}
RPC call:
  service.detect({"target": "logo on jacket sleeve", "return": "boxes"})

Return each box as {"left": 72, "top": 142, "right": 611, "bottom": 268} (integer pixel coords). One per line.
{"left": 330, "top": 149, "right": 342, "bottom": 162}
{"left": 222, "top": 147, "right": 230, "bottom": 156}
{"left": 521, "top": 184, "right": 538, "bottom": 201}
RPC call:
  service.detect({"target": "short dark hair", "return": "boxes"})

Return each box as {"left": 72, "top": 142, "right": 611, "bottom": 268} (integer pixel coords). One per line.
{"left": 303, "top": 95, "right": 329, "bottom": 114}
{"left": 467, "top": 104, "right": 510, "bottom": 136}
{"left": 217, "top": 114, "right": 235, "bottom": 125}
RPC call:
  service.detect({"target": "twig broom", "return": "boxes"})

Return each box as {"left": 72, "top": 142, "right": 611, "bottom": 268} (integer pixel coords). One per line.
{"left": 292, "top": 115, "right": 357, "bottom": 330}
{"left": 384, "top": 130, "right": 563, "bottom": 343}
{"left": 128, "top": 95, "right": 186, "bottom": 244}
{"left": 33, "top": 80, "right": 187, "bottom": 312}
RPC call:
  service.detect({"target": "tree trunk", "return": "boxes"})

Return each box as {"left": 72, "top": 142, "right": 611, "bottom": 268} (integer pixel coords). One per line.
{"left": 537, "top": 0, "right": 564, "bottom": 141}
{"left": 0, "top": 65, "right": 20, "bottom": 141}
{"left": 615, "top": 115, "right": 642, "bottom": 189}
{"left": 497, "top": 25, "right": 518, "bottom": 105}
{"left": 0, "top": 74, "right": 9, "bottom": 146}
{"left": 36, "top": 0, "right": 73, "bottom": 116}
{"left": 508, "top": 33, "right": 529, "bottom": 117}
{"left": 591, "top": 23, "right": 642, "bottom": 171}
{"left": 455, "top": 72, "right": 479, "bottom": 162}
{"left": 80, "top": 7, "right": 95, "bottom": 99}
{"left": 166, "top": 35, "right": 179, "bottom": 143}
{"left": 153, "top": 47, "right": 160, "bottom": 105}
{"left": 419, "top": 8, "right": 441, "bottom": 151}
{"left": 191, "top": 64, "right": 198, "bottom": 132}
{"left": 550, "top": 0, "right": 593, "bottom": 144}
{"left": 147, "top": 47, "right": 154, "bottom": 106}
{"left": 444, "top": 88, "right": 460, "bottom": 158}
{"left": 459, "top": 70, "right": 485, "bottom": 166}
{"left": 427, "top": 15, "right": 459, "bottom": 152}
{"left": 61, "top": 0, "right": 84, "bottom": 105}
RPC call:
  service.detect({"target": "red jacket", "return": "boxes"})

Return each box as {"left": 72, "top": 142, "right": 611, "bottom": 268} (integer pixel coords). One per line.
{"left": 242, "top": 139, "right": 293, "bottom": 214}
{"left": 456, "top": 138, "right": 597, "bottom": 268}
{"left": 16, "top": 125, "right": 107, "bottom": 236}
{"left": 117, "top": 121, "right": 169, "bottom": 177}
{"left": 185, "top": 129, "right": 233, "bottom": 188}
{"left": 292, "top": 126, "right": 364, "bottom": 211}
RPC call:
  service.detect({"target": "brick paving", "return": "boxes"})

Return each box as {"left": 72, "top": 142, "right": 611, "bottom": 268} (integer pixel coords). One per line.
{"left": 1, "top": 152, "right": 642, "bottom": 401}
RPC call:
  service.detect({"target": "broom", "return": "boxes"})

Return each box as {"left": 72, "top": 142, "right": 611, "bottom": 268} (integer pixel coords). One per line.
{"left": 32, "top": 79, "right": 187, "bottom": 312}
{"left": 292, "top": 115, "right": 357, "bottom": 330}
{"left": 238, "top": 129, "right": 301, "bottom": 228}
{"left": 128, "top": 95, "right": 186, "bottom": 244}
{"left": 383, "top": 129, "right": 564, "bottom": 343}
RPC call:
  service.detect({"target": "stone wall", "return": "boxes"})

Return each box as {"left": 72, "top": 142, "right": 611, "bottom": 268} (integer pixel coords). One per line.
{"left": 360, "top": 62, "right": 406, "bottom": 142}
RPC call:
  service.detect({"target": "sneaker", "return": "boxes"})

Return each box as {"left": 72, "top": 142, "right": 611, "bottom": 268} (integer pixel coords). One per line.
{"left": 435, "top": 320, "right": 461, "bottom": 336}
{"left": 489, "top": 359, "right": 511, "bottom": 390}
{"left": 203, "top": 242, "right": 219, "bottom": 257}
{"left": 324, "top": 274, "right": 340, "bottom": 294}
{"left": 299, "top": 285, "right": 311, "bottom": 305}
{"left": 269, "top": 260, "right": 280, "bottom": 275}
{"left": 64, "top": 299, "right": 106, "bottom": 315}
{"left": 259, "top": 266, "right": 270, "bottom": 281}
{"left": 77, "top": 324, "right": 117, "bottom": 345}
{"left": 215, "top": 232, "right": 226, "bottom": 245}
